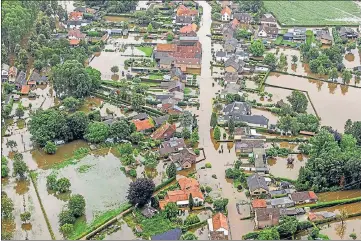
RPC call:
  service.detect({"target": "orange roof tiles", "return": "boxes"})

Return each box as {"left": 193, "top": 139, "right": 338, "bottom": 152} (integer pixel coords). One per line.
{"left": 252, "top": 199, "right": 267, "bottom": 208}
{"left": 20, "top": 85, "right": 30, "bottom": 94}
{"left": 180, "top": 23, "right": 197, "bottom": 34}
{"left": 167, "top": 190, "right": 189, "bottom": 202}
{"left": 69, "top": 11, "right": 83, "bottom": 20}
{"left": 308, "top": 191, "right": 318, "bottom": 200}
{"left": 151, "top": 123, "right": 176, "bottom": 140}
{"left": 231, "top": 18, "right": 240, "bottom": 29}
{"left": 157, "top": 43, "right": 177, "bottom": 52}
{"left": 212, "top": 213, "right": 229, "bottom": 231}
{"left": 69, "top": 39, "right": 80, "bottom": 45}
{"left": 132, "top": 119, "right": 154, "bottom": 131}
{"left": 178, "top": 177, "right": 200, "bottom": 191}
{"left": 221, "top": 6, "right": 232, "bottom": 16}
{"left": 176, "top": 5, "right": 198, "bottom": 17}
{"left": 27, "top": 81, "right": 36, "bottom": 85}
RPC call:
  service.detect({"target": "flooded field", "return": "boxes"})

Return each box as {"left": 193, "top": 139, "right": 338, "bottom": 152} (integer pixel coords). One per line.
{"left": 104, "top": 16, "right": 131, "bottom": 22}
{"left": 266, "top": 74, "right": 361, "bottom": 131}
{"left": 251, "top": 108, "right": 279, "bottom": 126}
{"left": 35, "top": 152, "right": 131, "bottom": 239}
{"left": 267, "top": 154, "right": 307, "bottom": 180}
{"left": 318, "top": 217, "right": 361, "bottom": 240}
{"left": 343, "top": 48, "right": 361, "bottom": 69}
{"left": 313, "top": 202, "right": 361, "bottom": 215}
{"left": 79, "top": 96, "right": 103, "bottom": 113}
{"left": 317, "top": 190, "right": 361, "bottom": 202}
{"left": 102, "top": 221, "right": 137, "bottom": 240}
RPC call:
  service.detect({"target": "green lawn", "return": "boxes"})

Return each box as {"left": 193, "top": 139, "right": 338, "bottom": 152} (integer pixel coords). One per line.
{"left": 306, "top": 30, "right": 315, "bottom": 45}
{"left": 149, "top": 74, "right": 163, "bottom": 80}
{"left": 137, "top": 47, "right": 154, "bottom": 57}
{"left": 264, "top": 1, "right": 361, "bottom": 26}
{"left": 274, "top": 36, "right": 297, "bottom": 48}
{"left": 184, "top": 87, "right": 192, "bottom": 95}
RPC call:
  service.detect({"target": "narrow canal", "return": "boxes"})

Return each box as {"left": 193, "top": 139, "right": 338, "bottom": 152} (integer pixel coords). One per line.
{"left": 196, "top": 2, "right": 254, "bottom": 239}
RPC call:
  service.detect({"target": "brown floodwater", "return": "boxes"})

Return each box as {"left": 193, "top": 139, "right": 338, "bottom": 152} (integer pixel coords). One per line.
{"left": 251, "top": 108, "right": 279, "bottom": 126}
{"left": 317, "top": 190, "right": 361, "bottom": 202}
{"left": 313, "top": 202, "right": 361, "bottom": 215}
{"left": 266, "top": 74, "right": 361, "bottom": 131}
{"left": 104, "top": 15, "right": 130, "bottom": 22}
{"left": 35, "top": 152, "right": 132, "bottom": 239}
{"left": 267, "top": 155, "right": 307, "bottom": 180}
{"left": 79, "top": 96, "right": 103, "bottom": 113}
{"left": 31, "top": 140, "right": 89, "bottom": 169}
{"left": 103, "top": 221, "right": 137, "bottom": 240}
{"left": 343, "top": 48, "right": 361, "bottom": 69}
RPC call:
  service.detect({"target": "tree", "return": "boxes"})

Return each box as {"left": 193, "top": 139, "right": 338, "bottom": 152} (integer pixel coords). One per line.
{"left": 228, "top": 118, "right": 235, "bottom": 136}
{"left": 184, "top": 213, "right": 200, "bottom": 225}
{"left": 213, "top": 126, "right": 221, "bottom": 141}
{"left": 188, "top": 193, "right": 194, "bottom": 211}
{"left": 110, "top": 120, "right": 133, "bottom": 141}
{"left": 164, "top": 202, "right": 178, "bottom": 220}
{"left": 213, "top": 198, "right": 228, "bottom": 211}
{"left": 52, "top": 60, "right": 93, "bottom": 98}
{"left": 167, "top": 33, "right": 174, "bottom": 41}
{"left": 84, "top": 122, "right": 109, "bottom": 143}
{"left": 127, "top": 178, "right": 155, "bottom": 206}
{"left": 344, "top": 119, "right": 361, "bottom": 145}
{"left": 67, "top": 111, "right": 89, "bottom": 140}
{"left": 118, "top": 143, "right": 136, "bottom": 165}
{"left": 33, "top": 59, "right": 44, "bottom": 71}
{"left": 85, "top": 67, "right": 101, "bottom": 89}
{"left": 181, "top": 232, "right": 198, "bottom": 240}
{"left": 329, "top": 67, "right": 339, "bottom": 81}
{"left": 181, "top": 111, "right": 193, "bottom": 127}
{"left": 166, "top": 162, "right": 177, "bottom": 178}
{"left": 190, "top": 129, "right": 199, "bottom": 147}
{"left": 13, "top": 159, "right": 28, "bottom": 178}
{"left": 291, "top": 55, "right": 298, "bottom": 64}
{"left": 20, "top": 211, "right": 31, "bottom": 223}
{"left": 144, "top": 151, "right": 159, "bottom": 169}
{"left": 263, "top": 53, "right": 277, "bottom": 70}
{"left": 62, "top": 97, "right": 81, "bottom": 112}
{"left": 13, "top": 152, "right": 23, "bottom": 162}
{"left": 60, "top": 223, "right": 74, "bottom": 239}
{"left": 6, "top": 140, "right": 17, "bottom": 150}
{"left": 235, "top": 28, "right": 251, "bottom": 40}
{"left": 349, "top": 233, "right": 357, "bottom": 240}
{"left": 277, "top": 115, "right": 300, "bottom": 135}
{"left": 44, "top": 141, "right": 57, "bottom": 154}
{"left": 130, "top": 132, "right": 144, "bottom": 144}
{"left": 68, "top": 194, "right": 86, "bottom": 217}
{"left": 147, "top": 23, "right": 153, "bottom": 32}
{"left": 46, "top": 173, "right": 58, "bottom": 191}
{"left": 296, "top": 114, "right": 320, "bottom": 132}
{"left": 250, "top": 40, "right": 265, "bottom": 57}
{"left": 15, "top": 102, "right": 25, "bottom": 118}
{"left": 258, "top": 228, "right": 280, "bottom": 240}
{"left": 1, "top": 193, "right": 14, "bottom": 219}
{"left": 287, "top": 90, "right": 308, "bottom": 113}
{"left": 278, "top": 216, "right": 298, "bottom": 239}
{"left": 131, "top": 93, "right": 145, "bottom": 111}
{"left": 56, "top": 178, "right": 71, "bottom": 193}
{"left": 1, "top": 156, "right": 9, "bottom": 178}
{"left": 340, "top": 208, "right": 348, "bottom": 225}
{"left": 110, "top": 65, "right": 119, "bottom": 74}
{"left": 341, "top": 69, "right": 352, "bottom": 84}
{"left": 210, "top": 112, "right": 218, "bottom": 128}
{"left": 58, "top": 210, "right": 76, "bottom": 226}
{"left": 182, "top": 128, "right": 191, "bottom": 139}
{"left": 346, "top": 42, "right": 356, "bottom": 52}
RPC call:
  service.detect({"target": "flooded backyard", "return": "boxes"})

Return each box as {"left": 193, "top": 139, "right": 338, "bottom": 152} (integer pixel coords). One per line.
{"left": 267, "top": 154, "right": 307, "bottom": 180}
{"left": 266, "top": 73, "right": 361, "bottom": 131}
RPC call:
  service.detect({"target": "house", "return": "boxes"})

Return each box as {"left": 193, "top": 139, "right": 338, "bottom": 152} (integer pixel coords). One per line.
{"left": 160, "top": 81, "right": 185, "bottom": 92}
{"left": 66, "top": 19, "right": 91, "bottom": 29}
{"left": 28, "top": 70, "right": 41, "bottom": 85}
{"left": 110, "top": 29, "right": 123, "bottom": 35}
{"left": 289, "top": 191, "right": 318, "bottom": 204}
{"left": 316, "top": 29, "right": 333, "bottom": 45}
{"left": 1, "top": 64, "right": 9, "bottom": 82}
{"left": 258, "top": 25, "right": 279, "bottom": 39}
{"left": 222, "top": 101, "right": 251, "bottom": 116}
{"left": 131, "top": 113, "right": 148, "bottom": 121}
{"left": 8, "top": 66, "right": 18, "bottom": 82}
{"left": 224, "top": 38, "right": 238, "bottom": 53}
{"left": 209, "top": 231, "right": 227, "bottom": 240}
{"left": 230, "top": 18, "right": 240, "bottom": 30}
{"left": 176, "top": 5, "right": 198, "bottom": 20}
{"left": 68, "top": 28, "right": 86, "bottom": 40}
{"left": 151, "top": 123, "right": 176, "bottom": 141}
{"left": 169, "top": 148, "right": 197, "bottom": 170}
{"left": 292, "top": 27, "right": 306, "bottom": 41}
{"left": 175, "top": 16, "right": 193, "bottom": 26}
{"left": 224, "top": 72, "right": 239, "bottom": 84}
{"left": 254, "top": 208, "right": 280, "bottom": 229}
{"left": 253, "top": 147, "right": 268, "bottom": 173}
{"left": 161, "top": 104, "right": 183, "bottom": 115}
{"left": 151, "top": 228, "right": 182, "bottom": 240}
{"left": 339, "top": 27, "right": 358, "bottom": 39}
{"left": 207, "top": 213, "right": 229, "bottom": 238}
{"left": 260, "top": 14, "right": 277, "bottom": 27}
{"left": 221, "top": 83, "right": 241, "bottom": 97}
{"left": 235, "top": 49, "right": 249, "bottom": 61}
{"left": 69, "top": 11, "right": 83, "bottom": 20}
{"left": 216, "top": 51, "right": 228, "bottom": 62}
{"left": 225, "top": 58, "right": 243, "bottom": 73}
{"left": 132, "top": 119, "right": 154, "bottom": 132}
{"left": 234, "top": 127, "right": 251, "bottom": 140}
{"left": 159, "top": 137, "right": 186, "bottom": 156}
{"left": 15, "top": 71, "right": 27, "bottom": 90}
{"left": 221, "top": 6, "right": 232, "bottom": 22}
{"left": 246, "top": 173, "right": 269, "bottom": 196}
{"left": 266, "top": 197, "right": 295, "bottom": 208}
{"left": 174, "top": 58, "right": 201, "bottom": 72}
{"left": 283, "top": 32, "right": 294, "bottom": 41}
{"left": 170, "top": 67, "right": 186, "bottom": 82}
{"left": 159, "top": 177, "right": 204, "bottom": 209}
{"left": 270, "top": 189, "right": 295, "bottom": 198}
{"left": 153, "top": 115, "right": 170, "bottom": 127}
{"left": 223, "top": 28, "right": 234, "bottom": 40}
{"left": 233, "top": 13, "right": 253, "bottom": 24}
{"left": 20, "top": 85, "right": 30, "bottom": 95}
{"left": 179, "top": 23, "right": 197, "bottom": 35}
{"left": 308, "top": 211, "right": 336, "bottom": 221}
{"left": 69, "top": 39, "right": 80, "bottom": 46}
{"left": 251, "top": 199, "right": 267, "bottom": 212}
{"left": 159, "top": 57, "right": 174, "bottom": 69}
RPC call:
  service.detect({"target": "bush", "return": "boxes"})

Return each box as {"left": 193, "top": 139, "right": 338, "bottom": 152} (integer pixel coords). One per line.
{"left": 44, "top": 141, "right": 57, "bottom": 154}
{"left": 56, "top": 178, "right": 71, "bottom": 193}
{"left": 205, "top": 196, "right": 213, "bottom": 204}
{"left": 205, "top": 163, "right": 212, "bottom": 168}
{"left": 68, "top": 194, "right": 86, "bottom": 217}
{"left": 194, "top": 149, "right": 200, "bottom": 155}
{"left": 212, "top": 174, "right": 217, "bottom": 179}
{"left": 205, "top": 186, "right": 212, "bottom": 193}
{"left": 58, "top": 210, "right": 76, "bottom": 226}
{"left": 20, "top": 211, "right": 31, "bottom": 223}
{"left": 128, "top": 169, "right": 137, "bottom": 177}
{"left": 184, "top": 214, "right": 200, "bottom": 225}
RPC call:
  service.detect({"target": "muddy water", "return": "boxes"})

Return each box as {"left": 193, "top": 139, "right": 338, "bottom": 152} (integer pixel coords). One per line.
{"left": 35, "top": 152, "right": 131, "bottom": 239}
{"left": 104, "top": 16, "right": 131, "bottom": 22}
{"left": 266, "top": 74, "right": 361, "bottom": 131}
{"left": 267, "top": 155, "right": 307, "bottom": 180}
{"left": 196, "top": 1, "right": 254, "bottom": 239}
{"left": 319, "top": 217, "right": 361, "bottom": 240}
{"left": 79, "top": 96, "right": 103, "bottom": 113}
{"left": 317, "top": 190, "right": 361, "bottom": 202}
{"left": 103, "top": 222, "right": 137, "bottom": 240}
{"left": 31, "top": 140, "right": 89, "bottom": 169}
{"left": 343, "top": 48, "right": 361, "bottom": 69}
{"left": 251, "top": 108, "right": 279, "bottom": 126}
{"left": 313, "top": 202, "right": 361, "bottom": 215}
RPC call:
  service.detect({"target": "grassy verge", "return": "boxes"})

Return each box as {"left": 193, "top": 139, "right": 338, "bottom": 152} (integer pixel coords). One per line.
{"left": 70, "top": 202, "right": 132, "bottom": 240}
{"left": 51, "top": 147, "right": 90, "bottom": 170}
{"left": 184, "top": 87, "right": 192, "bottom": 95}
{"left": 149, "top": 74, "right": 164, "bottom": 80}
{"left": 137, "top": 47, "right": 154, "bottom": 57}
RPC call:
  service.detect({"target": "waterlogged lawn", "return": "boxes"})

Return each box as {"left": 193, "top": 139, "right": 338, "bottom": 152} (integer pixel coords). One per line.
{"left": 264, "top": 1, "right": 361, "bottom": 26}
{"left": 137, "top": 47, "right": 154, "bottom": 57}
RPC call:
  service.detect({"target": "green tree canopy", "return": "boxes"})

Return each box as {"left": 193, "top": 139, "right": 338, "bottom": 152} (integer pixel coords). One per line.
{"left": 84, "top": 122, "right": 110, "bottom": 143}
{"left": 250, "top": 40, "right": 265, "bottom": 57}
{"left": 287, "top": 90, "right": 308, "bottom": 113}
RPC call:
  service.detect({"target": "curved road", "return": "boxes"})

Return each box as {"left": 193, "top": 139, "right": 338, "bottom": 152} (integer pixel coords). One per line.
{"left": 196, "top": 2, "right": 254, "bottom": 239}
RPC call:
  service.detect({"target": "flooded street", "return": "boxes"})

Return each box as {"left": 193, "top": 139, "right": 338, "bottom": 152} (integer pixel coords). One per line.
{"left": 196, "top": 1, "right": 253, "bottom": 239}
{"left": 266, "top": 74, "right": 361, "bottom": 131}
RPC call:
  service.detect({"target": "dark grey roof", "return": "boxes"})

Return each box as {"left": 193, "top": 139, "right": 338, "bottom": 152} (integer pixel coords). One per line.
{"left": 176, "top": 16, "right": 193, "bottom": 24}
{"left": 224, "top": 72, "right": 239, "bottom": 82}
{"left": 223, "top": 102, "right": 251, "bottom": 116}
{"left": 151, "top": 228, "right": 182, "bottom": 240}
{"left": 154, "top": 115, "right": 170, "bottom": 126}
{"left": 261, "top": 14, "right": 277, "bottom": 23}
{"left": 216, "top": 51, "right": 227, "bottom": 57}
{"left": 235, "top": 139, "right": 264, "bottom": 151}
{"left": 159, "top": 57, "right": 174, "bottom": 65}
{"left": 74, "top": 6, "right": 86, "bottom": 12}
{"left": 222, "top": 114, "right": 269, "bottom": 126}
{"left": 15, "top": 71, "right": 26, "bottom": 86}
{"left": 29, "top": 71, "right": 41, "bottom": 82}
{"left": 222, "top": 83, "right": 241, "bottom": 95}
{"left": 253, "top": 147, "right": 267, "bottom": 169}
{"left": 132, "top": 113, "right": 148, "bottom": 121}
{"left": 316, "top": 30, "right": 332, "bottom": 41}
{"left": 233, "top": 12, "right": 253, "bottom": 22}
{"left": 154, "top": 51, "right": 171, "bottom": 59}
{"left": 267, "top": 197, "right": 294, "bottom": 207}
{"left": 247, "top": 173, "right": 269, "bottom": 192}
{"left": 255, "top": 208, "right": 280, "bottom": 222}
{"left": 155, "top": 94, "right": 174, "bottom": 101}
{"left": 159, "top": 137, "right": 186, "bottom": 156}
{"left": 283, "top": 32, "right": 294, "bottom": 38}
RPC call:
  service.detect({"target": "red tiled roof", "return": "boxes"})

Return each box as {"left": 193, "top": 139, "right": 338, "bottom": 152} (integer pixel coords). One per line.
{"left": 252, "top": 199, "right": 267, "bottom": 208}
{"left": 221, "top": 6, "right": 231, "bottom": 16}
{"left": 68, "top": 29, "right": 86, "bottom": 39}
{"left": 69, "top": 39, "right": 80, "bottom": 45}
{"left": 20, "top": 85, "right": 30, "bottom": 94}
{"left": 308, "top": 191, "right": 318, "bottom": 200}
{"left": 175, "top": 58, "right": 201, "bottom": 65}
{"left": 27, "top": 81, "right": 36, "bottom": 85}
{"left": 157, "top": 43, "right": 177, "bottom": 52}
{"left": 178, "top": 177, "right": 200, "bottom": 191}
{"left": 151, "top": 123, "right": 176, "bottom": 140}
{"left": 179, "top": 23, "right": 197, "bottom": 34}
{"left": 167, "top": 190, "right": 188, "bottom": 202}
{"left": 69, "top": 11, "right": 83, "bottom": 20}
{"left": 231, "top": 18, "right": 240, "bottom": 29}
{"left": 177, "top": 5, "right": 198, "bottom": 17}
{"left": 212, "top": 213, "right": 229, "bottom": 231}
{"left": 132, "top": 119, "right": 154, "bottom": 131}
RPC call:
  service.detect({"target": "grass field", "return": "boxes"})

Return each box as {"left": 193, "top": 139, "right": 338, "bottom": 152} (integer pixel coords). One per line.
{"left": 137, "top": 47, "right": 154, "bottom": 57}
{"left": 264, "top": 1, "right": 361, "bottom": 26}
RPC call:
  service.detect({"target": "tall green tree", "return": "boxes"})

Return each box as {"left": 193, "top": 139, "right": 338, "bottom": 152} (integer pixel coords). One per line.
{"left": 127, "top": 178, "right": 155, "bottom": 206}
{"left": 164, "top": 202, "right": 178, "bottom": 220}
{"left": 84, "top": 122, "right": 109, "bottom": 143}
{"left": 166, "top": 162, "right": 177, "bottom": 178}
{"left": 250, "top": 40, "right": 265, "bottom": 57}
{"left": 342, "top": 69, "right": 352, "bottom": 84}
{"left": 329, "top": 67, "right": 339, "bottom": 81}
{"left": 287, "top": 90, "right": 308, "bottom": 113}
{"left": 188, "top": 193, "right": 194, "bottom": 211}
{"left": 13, "top": 159, "right": 28, "bottom": 178}
{"left": 228, "top": 118, "right": 235, "bottom": 136}
{"left": 131, "top": 93, "right": 145, "bottom": 111}
{"left": 68, "top": 194, "right": 86, "bottom": 217}
{"left": 210, "top": 112, "right": 218, "bottom": 128}
{"left": 263, "top": 53, "right": 277, "bottom": 70}
{"left": 213, "top": 126, "right": 221, "bottom": 140}
{"left": 67, "top": 111, "right": 89, "bottom": 140}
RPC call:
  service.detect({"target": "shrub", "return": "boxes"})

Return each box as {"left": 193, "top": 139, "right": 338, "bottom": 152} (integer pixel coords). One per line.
{"left": 205, "top": 163, "right": 212, "bottom": 168}
{"left": 184, "top": 214, "right": 200, "bottom": 225}
{"left": 128, "top": 169, "right": 137, "bottom": 177}
{"left": 56, "top": 178, "right": 71, "bottom": 193}
{"left": 44, "top": 141, "right": 57, "bottom": 154}
{"left": 20, "top": 211, "right": 31, "bottom": 223}
{"left": 212, "top": 174, "right": 217, "bottom": 179}
{"left": 58, "top": 210, "right": 76, "bottom": 226}
{"left": 205, "top": 186, "right": 212, "bottom": 193}
{"left": 194, "top": 149, "right": 200, "bottom": 155}
{"left": 68, "top": 194, "right": 86, "bottom": 217}
{"left": 205, "top": 196, "right": 213, "bottom": 204}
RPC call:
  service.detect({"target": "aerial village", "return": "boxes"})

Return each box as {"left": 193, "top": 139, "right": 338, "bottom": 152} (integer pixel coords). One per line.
{"left": 1, "top": 0, "right": 361, "bottom": 240}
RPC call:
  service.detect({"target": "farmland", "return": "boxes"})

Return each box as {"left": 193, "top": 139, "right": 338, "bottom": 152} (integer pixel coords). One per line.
{"left": 264, "top": 1, "right": 361, "bottom": 26}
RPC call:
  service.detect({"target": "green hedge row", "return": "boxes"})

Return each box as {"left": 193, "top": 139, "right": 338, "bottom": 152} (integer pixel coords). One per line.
{"left": 181, "top": 220, "right": 207, "bottom": 232}
{"left": 154, "top": 177, "right": 176, "bottom": 192}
